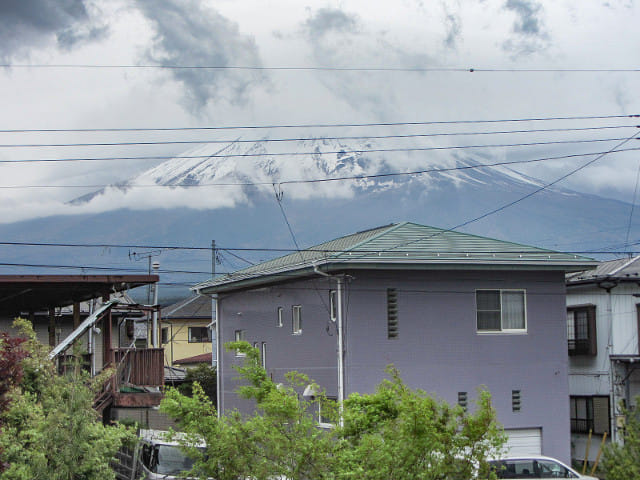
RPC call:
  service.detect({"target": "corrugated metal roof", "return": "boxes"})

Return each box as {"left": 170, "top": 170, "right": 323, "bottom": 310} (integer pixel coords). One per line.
{"left": 162, "top": 294, "right": 212, "bottom": 319}
{"left": 567, "top": 256, "right": 640, "bottom": 284}
{"left": 195, "top": 222, "right": 597, "bottom": 292}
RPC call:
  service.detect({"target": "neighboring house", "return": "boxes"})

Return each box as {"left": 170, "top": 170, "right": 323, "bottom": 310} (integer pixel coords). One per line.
{"left": 194, "top": 222, "right": 596, "bottom": 463}
{"left": 161, "top": 295, "right": 213, "bottom": 367}
{"left": 566, "top": 257, "right": 640, "bottom": 463}
{"left": 0, "top": 274, "right": 170, "bottom": 425}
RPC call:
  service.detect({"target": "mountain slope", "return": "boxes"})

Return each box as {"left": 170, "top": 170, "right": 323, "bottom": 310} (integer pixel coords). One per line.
{"left": 0, "top": 137, "right": 637, "bottom": 302}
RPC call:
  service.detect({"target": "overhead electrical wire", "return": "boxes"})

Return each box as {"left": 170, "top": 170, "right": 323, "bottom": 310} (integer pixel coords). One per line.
{"left": 1, "top": 147, "right": 639, "bottom": 189}
{"left": 1, "top": 114, "right": 637, "bottom": 134}
{"left": 2, "top": 124, "right": 638, "bottom": 148}
{"left": 4, "top": 64, "right": 640, "bottom": 73}
{"left": 0, "top": 240, "right": 638, "bottom": 256}
{"left": 332, "top": 132, "right": 640, "bottom": 263}
{"left": 2, "top": 137, "right": 639, "bottom": 164}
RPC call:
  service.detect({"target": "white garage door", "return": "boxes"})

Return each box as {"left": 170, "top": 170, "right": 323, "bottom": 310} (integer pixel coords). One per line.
{"left": 504, "top": 428, "right": 542, "bottom": 456}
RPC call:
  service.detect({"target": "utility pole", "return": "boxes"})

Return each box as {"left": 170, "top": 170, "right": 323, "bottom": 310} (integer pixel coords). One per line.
{"left": 211, "top": 240, "right": 216, "bottom": 277}
{"left": 152, "top": 261, "right": 160, "bottom": 348}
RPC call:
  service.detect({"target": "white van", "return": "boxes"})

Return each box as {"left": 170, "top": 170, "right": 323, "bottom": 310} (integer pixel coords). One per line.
{"left": 489, "top": 456, "right": 599, "bottom": 480}
{"left": 113, "top": 429, "right": 207, "bottom": 480}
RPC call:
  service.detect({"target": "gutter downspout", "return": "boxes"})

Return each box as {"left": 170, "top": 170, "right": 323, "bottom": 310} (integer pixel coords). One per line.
{"left": 314, "top": 264, "right": 345, "bottom": 425}
{"left": 212, "top": 294, "right": 221, "bottom": 418}
{"left": 598, "top": 279, "right": 618, "bottom": 443}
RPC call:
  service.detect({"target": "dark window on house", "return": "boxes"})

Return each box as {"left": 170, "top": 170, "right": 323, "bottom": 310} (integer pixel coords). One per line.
{"left": 570, "top": 396, "right": 610, "bottom": 434}
{"left": 567, "top": 305, "right": 597, "bottom": 356}
{"left": 261, "top": 342, "right": 267, "bottom": 369}
{"left": 161, "top": 327, "right": 169, "bottom": 345}
{"left": 476, "top": 290, "right": 526, "bottom": 332}
{"left": 277, "top": 307, "right": 283, "bottom": 327}
{"left": 188, "top": 326, "right": 211, "bottom": 343}
{"left": 512, "top": 390, "right": 521, "bottom": 412}
{"left": 387, "top": 288, "right": 398, "bottom": 339}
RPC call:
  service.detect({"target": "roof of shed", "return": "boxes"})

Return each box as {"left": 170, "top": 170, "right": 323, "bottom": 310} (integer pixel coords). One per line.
{"left": 0, "top": 274, "right": 158, "bottom": 316}
{"left": 173, "top": 353, "right": 212, "bottom": 365}
{"left": 195, "top": 222, "right": 596, "bottom": 294}
{"left": 162, "top": 294, "right": 212, "bottom": 319}
{"left": 566, "top": 256, "right": 640, "bottom": 285}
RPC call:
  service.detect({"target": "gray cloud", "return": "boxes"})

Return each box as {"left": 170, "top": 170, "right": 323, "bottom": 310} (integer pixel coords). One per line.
{"left": 136, "top": 0, "right": 266, "bottom": 114}
{"left": 505, "top": 0, "right": 542, "bottom": 35}
{"left": 443, "top": 11, "right": 461, "bottom": 49}
{"left": 0, "top": 0, "right": 107, "bottom": 61}
{"left": 502, "top": 0, "right": 549, "bottom": 56}
{"left": 304, "top": 7, "right": 359, "bottom": 40}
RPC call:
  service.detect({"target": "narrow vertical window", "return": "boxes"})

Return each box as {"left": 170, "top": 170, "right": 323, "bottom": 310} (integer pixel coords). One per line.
{"left": 329, "top": 290, "right": 337, "bottom": 322}
{"left": 261, "top": 342, "right": 267, "bottom": 369}
{"left": 387, "top": 288, "right": 398, "bottom": 339}
{"left": 277, "top": 307, "right": 283, "bottom": 327}
{"left": 292, "top": 305, "right": 302, "bottom": 335}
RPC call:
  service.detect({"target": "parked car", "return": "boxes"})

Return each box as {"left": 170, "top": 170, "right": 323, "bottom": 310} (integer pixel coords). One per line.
{"left": 113, "top": 429, "right": 207, "bottom": 480}
{"left": 489, "top": 456, "right": 599, "bottom": 480}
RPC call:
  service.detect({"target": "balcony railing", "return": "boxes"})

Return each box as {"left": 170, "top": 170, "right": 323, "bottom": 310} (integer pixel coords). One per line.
{"left": 113, "top": 348, "right": 164, "bottom": 387}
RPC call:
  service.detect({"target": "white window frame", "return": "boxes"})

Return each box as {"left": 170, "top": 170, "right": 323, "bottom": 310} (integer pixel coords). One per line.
{"left": 261, "top": 342, "right": 267, "bottom": 369}
{"left": 318, "top": 396, "right": 337, "bottom": 429}
{"left": 476, "top": 289, "right": 527, "bottom": 334}
{"left": 292, "top": 305, "right": 302, "bottom": 335}
{"left": 234, "top": 329, "right": 246, "bottom": 356}
{"left": 276, "top": 306, "right": 283, "bottom": 327}
{"left": 329, "top": 290, "right": 337, "bottom": 322}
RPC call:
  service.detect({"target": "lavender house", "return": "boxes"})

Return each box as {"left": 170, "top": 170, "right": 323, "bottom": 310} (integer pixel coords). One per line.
{"left": 195, "top": 222, "right": 596, "bottom": 462}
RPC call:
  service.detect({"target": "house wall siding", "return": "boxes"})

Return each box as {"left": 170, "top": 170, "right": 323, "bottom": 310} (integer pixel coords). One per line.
{"left": 218, "top": 269, "right": 570, "bottom": 462}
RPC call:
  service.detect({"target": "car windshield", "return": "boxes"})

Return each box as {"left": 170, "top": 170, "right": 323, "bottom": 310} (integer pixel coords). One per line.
{"left": 154, "top": 445, "right": 199, "bottom": 475}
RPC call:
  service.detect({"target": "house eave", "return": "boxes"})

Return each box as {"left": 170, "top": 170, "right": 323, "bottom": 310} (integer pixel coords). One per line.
{"left": 196, "top": 259, "right": 598, "bottom": 295}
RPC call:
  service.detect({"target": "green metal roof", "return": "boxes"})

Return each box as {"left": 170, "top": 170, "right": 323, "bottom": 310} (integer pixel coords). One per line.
{"left": 195, "top": 222, "right": 597, "bottom": 293}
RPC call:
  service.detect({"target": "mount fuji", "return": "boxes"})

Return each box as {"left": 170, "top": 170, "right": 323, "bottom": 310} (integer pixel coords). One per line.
{"left": 0, "top": 135, "right": 637, "bottom": 302}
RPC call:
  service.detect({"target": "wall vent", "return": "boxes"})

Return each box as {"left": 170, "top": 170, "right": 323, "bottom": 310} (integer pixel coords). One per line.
{"left": 387, "top": 288, "right": 398, "bottom": 339}
{"left": 458, "top": 392, "right": 468, "bottom": 411}
{"left": 512, "top": 390, "right": 522, "bottom": 412}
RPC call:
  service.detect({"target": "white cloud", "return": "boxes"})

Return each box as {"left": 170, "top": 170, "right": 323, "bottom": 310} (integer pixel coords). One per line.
{"left": 0, "top": 0, "right": 639, "bottom": 223}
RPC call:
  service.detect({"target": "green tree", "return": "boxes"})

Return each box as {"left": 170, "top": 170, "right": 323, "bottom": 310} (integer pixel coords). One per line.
{"left": 162, "top": 341, "right": 506, "bottom": 480}
{"left": 602, "top": 399, "right": 640, "bottom": 480}
{"left": 178, "top": 363, "right": 217, "bottom": 405}
{"left": 0, "top": 319, "right": 134, "bottom": 480}
{"left": 161, "top": 341, "right": 338, "bottom": 480}
{"left": 336, "top": 366, "right": 504, "bottom": 480}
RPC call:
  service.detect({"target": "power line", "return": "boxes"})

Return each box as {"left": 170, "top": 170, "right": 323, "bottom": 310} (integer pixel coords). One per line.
{"left": 1, "top": 114, "right": 637, "bottom": 134}
{"left": 1, "top": 146, "right": 639, "bottom": 190}
{"left": 4, "top": 63, "right": 640, "bottom": 73}
{"left": 332, "top": 133, "right": 640, "bottom": 263}
{"left": 3, "top": 137, "right": 639, "bottom": 164}
{"left": 0, "top": 240, "right": 638, "bottom": 256}
{"left": 2, "top": 125, "right": 638, "bottom": 148}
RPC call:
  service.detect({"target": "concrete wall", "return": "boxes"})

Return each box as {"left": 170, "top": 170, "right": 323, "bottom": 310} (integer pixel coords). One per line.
{"left": 217, "top": 268, "right": 571, "bottom": 462}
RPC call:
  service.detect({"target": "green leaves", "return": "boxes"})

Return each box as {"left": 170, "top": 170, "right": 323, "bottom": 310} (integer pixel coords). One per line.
{"left": 161, "top": 343, "right": 506, "bottom": 480}
{"left": 0, "top": 319, "right": 134, "bottom": 480}
{"left": 602, "top": 400, "right": 640, "bottom": 480}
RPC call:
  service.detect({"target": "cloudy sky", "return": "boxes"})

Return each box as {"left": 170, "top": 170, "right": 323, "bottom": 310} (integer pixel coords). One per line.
{"left": 0, "top": 0, "right": 639, "bottom": 223}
